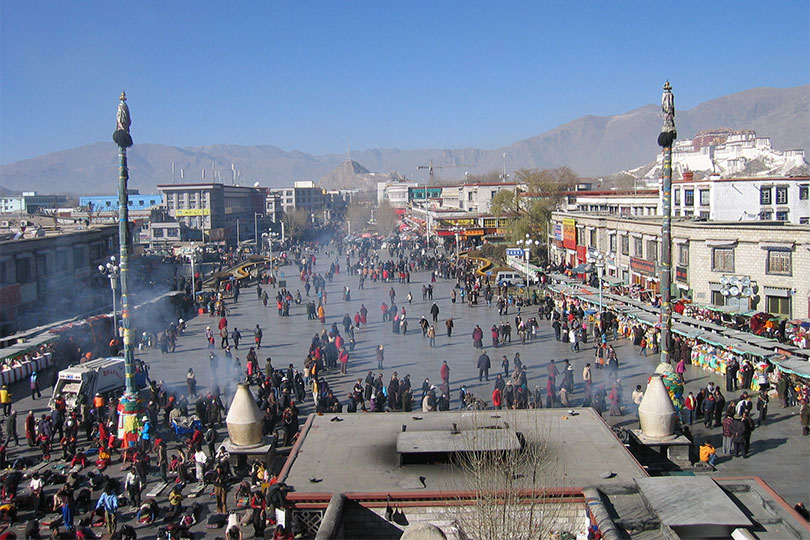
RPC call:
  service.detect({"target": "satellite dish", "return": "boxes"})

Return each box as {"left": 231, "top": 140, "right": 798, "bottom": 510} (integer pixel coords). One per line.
{"left": 721, "top": 288, "right": 730, "bottom": 296}
{"left": 253, "top": 182, "right": 260, "bottom": 187}
{"left": 741, "top": 277, "right": 751, "bottom": 287}
{"left": 720, "top": 276, "right": 729, "bottom": 286}
{"left": 742, "top": 286, "right": 753, "bottom": 297}
{"left": 729, "top": 285, "right": 740, "bottom": 296}
{"left": 730, "top": 277, "right": 740, "bottom": 287}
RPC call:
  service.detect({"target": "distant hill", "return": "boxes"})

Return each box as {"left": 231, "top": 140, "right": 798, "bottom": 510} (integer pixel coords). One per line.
{"left": 1, "top": 85, "right": 807, "bottom": 194}
{"left": 319, "top": 159, "right": 404, "bottom": 190}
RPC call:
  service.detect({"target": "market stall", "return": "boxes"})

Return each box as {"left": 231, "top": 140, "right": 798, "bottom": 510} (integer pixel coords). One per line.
{"left": 0, "top": 333, "right": 57, "bottom": 385}
{"left": 785, "top": 319, "right": 810, "bottom": 349}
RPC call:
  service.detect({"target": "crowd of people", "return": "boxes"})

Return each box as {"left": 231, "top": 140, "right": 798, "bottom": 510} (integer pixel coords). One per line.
{"left": 0, "top": 233, "right": 807, "bottom": 538}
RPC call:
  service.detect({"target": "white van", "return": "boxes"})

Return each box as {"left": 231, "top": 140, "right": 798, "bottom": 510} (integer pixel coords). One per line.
{"left": 496, "top": 271, "right": 526, "bottom": 286}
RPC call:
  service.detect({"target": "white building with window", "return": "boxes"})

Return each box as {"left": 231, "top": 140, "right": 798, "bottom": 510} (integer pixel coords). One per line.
{"left": 456, "top": 182, "right": 526, "bottom": 213}
{"left": 668, "top": 173, "right": 810, "bottom": 224}
{"left": 555, "top": 188, "right": 661, "bottom": 216}
{"left": 549, "top": 211, "right": 810, "bottom": 319}
{"left": 377, "top": 181, "right": 418, "bottom": 209}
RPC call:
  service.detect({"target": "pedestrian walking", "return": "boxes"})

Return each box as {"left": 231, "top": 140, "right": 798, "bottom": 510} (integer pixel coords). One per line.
{"left": 756, "top": 392, "right": 769, "bottom": 426}
{"left": 30, "top": 371, "right": 41, "bottom": 400}
{"left": 477, "top": 351, "right": 491, "bottom": 382}
{"left": 376, "top": 345, "right": 384, "bottom": 370}
{"left": 0, "top": 386, "right": 11, "bottom": 416}
{"left": 4, "top": 410, "right": 18, "bottom": 447}
{"left": 95, "top": 485, "right": 119, "bottom": 535}
{"left": 683, "top": 392, "right": 696, "bottom": 426}
{"left": 187, "top": 369, "right": 197, "bottom": 397}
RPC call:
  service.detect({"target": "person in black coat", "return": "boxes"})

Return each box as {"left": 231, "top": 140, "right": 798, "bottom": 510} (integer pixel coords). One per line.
{"left": 477, "top": 352, "right": 491, "bottom": 382}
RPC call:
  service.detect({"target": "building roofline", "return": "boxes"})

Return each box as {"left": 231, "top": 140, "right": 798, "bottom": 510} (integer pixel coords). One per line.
{"left": 673, "top": 176, "right": 810, "bottom": 184}
{"left": 157, "top": 183, "right": 262, "bottom": 189}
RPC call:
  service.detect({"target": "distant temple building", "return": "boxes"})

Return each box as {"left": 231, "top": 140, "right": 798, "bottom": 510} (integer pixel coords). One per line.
{"left": 644, "top": 129, "right": 807, "bottom": 180}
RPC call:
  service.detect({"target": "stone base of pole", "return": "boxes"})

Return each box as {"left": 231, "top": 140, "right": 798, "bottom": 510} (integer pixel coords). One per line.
{"left": 117, "top": 392, "right": 145, "bottom": 449}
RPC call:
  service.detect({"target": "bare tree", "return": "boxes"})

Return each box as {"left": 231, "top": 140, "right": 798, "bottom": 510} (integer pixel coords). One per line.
{"left": 444, "top": 411, "right": 567, "bottom": 540}
{"left": 345, "top": 201, "right": 372, "bottom": 234}
{"left": 375, "top": 202, "right": 399, "bottom": 234}
{"left": 464, "top": 170, "right": 503, "bottom": 184}
{"left": 282, "top": 209, "right": 313, "bottom": 242}
{"left": 489, "top": 167, "right": 580, "bottom": 249}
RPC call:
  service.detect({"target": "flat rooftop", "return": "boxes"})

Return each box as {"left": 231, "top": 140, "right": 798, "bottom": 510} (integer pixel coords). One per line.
{"left": 282, "top": 408, "right": 647, "bottom": 494}
{"left": 598, "top": 477, "right": 810, "bottom": 540}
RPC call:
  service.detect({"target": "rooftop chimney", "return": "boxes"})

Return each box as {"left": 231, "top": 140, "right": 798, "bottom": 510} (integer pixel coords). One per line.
{"left": 682, "top": 171, "right": 694, "bottom": 182}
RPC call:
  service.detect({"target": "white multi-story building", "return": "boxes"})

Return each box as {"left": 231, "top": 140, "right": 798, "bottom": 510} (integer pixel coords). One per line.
{"left": 157, "top": 183, "right": 265, "bottom": 243}
{"left": 267, "top": 181, "right": 327, "bottom": 214}
{"left": 0, "top": 197, "right": 25, "bottom": 213}
{"left": 549, "top": 211, "right": 810, "bottom": 319}
{"left": 669, "top": 172, "right": 810, "bottom": 224}
{"left": 558, "top": 189, "right": 661, "bottom": 217}
{"left": 377, "top": 181, "right": 418, "bottom": 209}
{"left": 454, "top": 182, "right": 526, "bottom": 213}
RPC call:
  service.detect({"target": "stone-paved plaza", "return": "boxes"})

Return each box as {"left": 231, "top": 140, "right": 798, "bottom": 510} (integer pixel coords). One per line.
{"left": 6, "top": 252, "right": 809, "bottom": 537}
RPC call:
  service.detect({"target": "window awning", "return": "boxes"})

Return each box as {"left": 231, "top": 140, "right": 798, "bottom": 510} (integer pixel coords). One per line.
{"left": 706, "top": 240, "right": 737, "bottom": 248}
{"left": 759, "top": 242, "right": 793, "bottom": 251}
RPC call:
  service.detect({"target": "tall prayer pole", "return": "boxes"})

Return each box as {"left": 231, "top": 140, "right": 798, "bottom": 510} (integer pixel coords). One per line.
{"left": 112, "top": 91, "right": 142, "bottom": 444}
{"left": 658, "top": 82, "right": 676, "bottom": 364}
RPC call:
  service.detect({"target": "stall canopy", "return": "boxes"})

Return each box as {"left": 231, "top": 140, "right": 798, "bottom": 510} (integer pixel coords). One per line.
{"left": 771, "top": 356, "right": 810, "bottom": 379}
{"left": 0, "top": 334, "right": 58, "bottom": 363}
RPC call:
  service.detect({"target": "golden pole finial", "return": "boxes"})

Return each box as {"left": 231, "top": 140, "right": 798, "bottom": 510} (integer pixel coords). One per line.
{"left": 120, "top": 91, "right": 127, "bottom": 101}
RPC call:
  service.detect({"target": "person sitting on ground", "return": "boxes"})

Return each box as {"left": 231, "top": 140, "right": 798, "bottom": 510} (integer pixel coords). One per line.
{"left": 95, "top": 445, "right": 111, "bottom": 471}
{"left": 1, "top": 472, "right": 19, "bottom": 501}
{"left": 699, "top": 441, "right": 717, "bottom": 467}
{"left": 71, "top": 449, "right": 87, "bottom": 469}
{"left": 137, "top": 498, "right": 159, "bottom": 524}
{"left": 166, "top": 485, "right": 184, "bottom": 520}
{"left": 0, "top": 502, "right": 16, "bottom": 525}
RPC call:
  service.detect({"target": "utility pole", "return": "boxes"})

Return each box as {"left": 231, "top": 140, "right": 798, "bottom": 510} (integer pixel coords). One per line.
{"left": 658, "top": 81, "right": 676, "bottom": 365}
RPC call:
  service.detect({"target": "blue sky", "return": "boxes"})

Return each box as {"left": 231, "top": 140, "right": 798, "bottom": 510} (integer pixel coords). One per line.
{"left": 1, "top": 1, "right": 808, "bottom": 164}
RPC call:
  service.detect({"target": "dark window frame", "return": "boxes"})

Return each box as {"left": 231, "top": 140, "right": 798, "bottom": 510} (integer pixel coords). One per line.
{"left": 711, "top": 247, "right": 734, "bottom": 272}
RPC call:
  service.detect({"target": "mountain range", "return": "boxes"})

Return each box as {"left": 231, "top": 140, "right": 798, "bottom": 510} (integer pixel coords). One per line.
{"left": 1, "top": 85, "right": 807, "bottom": 195}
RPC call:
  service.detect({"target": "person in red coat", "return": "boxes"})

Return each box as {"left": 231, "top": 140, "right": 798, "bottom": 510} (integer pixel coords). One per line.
{"left": 440, "top": 361, "right": 450, "bottom": 388}
{"left": 25, "top": 411, "right": 36, "bottom": 447}
{"left": 492, "top": 388, "right": 503, "bottom": 410}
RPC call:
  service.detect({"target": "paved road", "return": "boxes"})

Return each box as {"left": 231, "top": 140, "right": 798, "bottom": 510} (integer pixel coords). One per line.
{"left": 6, "top": 249, "right": 809, "bottom": 536}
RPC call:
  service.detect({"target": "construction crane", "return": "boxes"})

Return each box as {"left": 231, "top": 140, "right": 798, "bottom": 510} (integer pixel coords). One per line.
{"left": 417, "top": 159, "right": 473, "bottom": 184}
{"left": 417, "top": 159, "right": 442, "bottom": 184}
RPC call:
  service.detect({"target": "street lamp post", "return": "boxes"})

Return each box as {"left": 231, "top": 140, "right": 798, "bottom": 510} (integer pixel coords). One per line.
{"left": 594, "top": 253, "right": 605, "bottom": 323}
{"left": 516, "top": 234, "right": 538, "bottom": 286}
{"left": 190, "top": 244, "right": 200, "bottom": 306}
{"left": 451, "top": 226, "right": 461, "bottom": 260}
{"left": 254, "top": 213, "right": 262, "bottom": 253}
{"left": 98, "top": 256, "right": 120, "bottom": 332}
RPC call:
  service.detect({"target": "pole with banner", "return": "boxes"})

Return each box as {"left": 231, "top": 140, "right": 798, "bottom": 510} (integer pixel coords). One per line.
{"left": 657, "top": 81, "right": 676, "bottom": 365}
{"left": 112, "top": 92, "right": 144, "bottom": 446}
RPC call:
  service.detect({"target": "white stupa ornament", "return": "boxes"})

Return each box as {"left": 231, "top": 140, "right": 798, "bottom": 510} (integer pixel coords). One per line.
{"left": 225, "top": 384, "right": 264, "bottom": 447}
{"left": 638, "top": 375, "right": 677, "bottom": 439}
